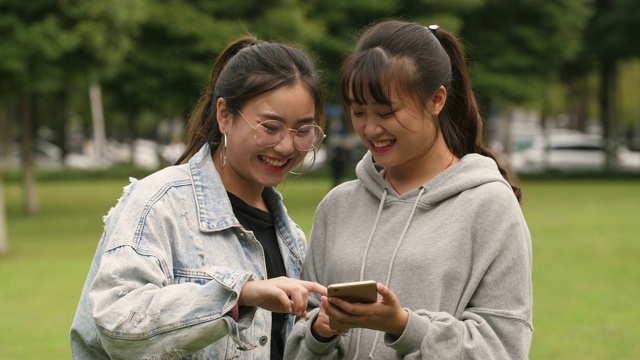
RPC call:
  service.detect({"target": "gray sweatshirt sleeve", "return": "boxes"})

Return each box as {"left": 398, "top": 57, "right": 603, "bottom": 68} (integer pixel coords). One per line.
{"left": 384, "top": 307, "right": 532, "bottom": 359}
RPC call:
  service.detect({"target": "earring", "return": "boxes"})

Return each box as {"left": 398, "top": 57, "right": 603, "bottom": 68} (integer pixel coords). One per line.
{"left": 220, "top": 131, "right": 227, "bottom": 168}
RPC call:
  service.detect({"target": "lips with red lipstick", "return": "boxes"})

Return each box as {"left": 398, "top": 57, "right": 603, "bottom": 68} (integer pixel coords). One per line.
{"left": 370, "top": 139, "right": 396, "bottom": 153}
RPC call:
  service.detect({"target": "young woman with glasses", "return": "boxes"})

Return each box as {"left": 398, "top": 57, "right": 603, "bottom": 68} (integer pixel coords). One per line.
{"left": 71, "top": 35, "right": 327, "bottom": 360}
{"left": 285, "top": 20, "right": 533, "bottom": 359}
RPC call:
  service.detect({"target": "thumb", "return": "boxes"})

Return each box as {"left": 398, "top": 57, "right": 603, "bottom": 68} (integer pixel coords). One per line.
{"left": 376, "top": 283, "right": 398, "bottom": 305}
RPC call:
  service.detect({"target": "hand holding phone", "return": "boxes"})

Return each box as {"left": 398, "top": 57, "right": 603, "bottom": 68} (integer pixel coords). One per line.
{"left": 327, "top": 280, "right": 377, "bottom": 303}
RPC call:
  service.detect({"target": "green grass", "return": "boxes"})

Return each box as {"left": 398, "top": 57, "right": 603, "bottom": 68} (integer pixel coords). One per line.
{"left": 1, "top": 176, "right": 639, "bottom": 359}
{"left": 521, "top": 181, "right": 640, "bottom": 359}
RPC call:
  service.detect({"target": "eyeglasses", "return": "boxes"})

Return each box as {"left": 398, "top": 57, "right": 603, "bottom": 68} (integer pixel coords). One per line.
{"left": 235, "top": 109, "right": 325, "bottom": 152}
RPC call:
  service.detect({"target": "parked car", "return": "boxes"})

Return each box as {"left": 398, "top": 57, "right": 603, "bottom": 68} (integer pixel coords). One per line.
{"left": 65, "top": 138, "right": 160, "bottom": 170}
{"left": 509, "top": 131, "right": 640, "bottom": 173}
{"left": 1, "top": 141, "right": 64, "bottom": 169}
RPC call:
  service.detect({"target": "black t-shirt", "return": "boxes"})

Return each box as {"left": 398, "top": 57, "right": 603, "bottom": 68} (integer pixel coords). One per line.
{"left": 227, "top": 192, "right": 287, "bottom": 360}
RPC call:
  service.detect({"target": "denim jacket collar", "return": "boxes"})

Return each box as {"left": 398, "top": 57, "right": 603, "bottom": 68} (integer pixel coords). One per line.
{"left": 188, "top": 144, "right": 297, "bottom": 252}
{"left": 188, "top": 143, "right": 240, "bottom": 232}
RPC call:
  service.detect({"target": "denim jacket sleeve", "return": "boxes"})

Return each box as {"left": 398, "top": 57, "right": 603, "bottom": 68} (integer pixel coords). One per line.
{"left": 89, "top": 243, "right": 256, "bottom": 359}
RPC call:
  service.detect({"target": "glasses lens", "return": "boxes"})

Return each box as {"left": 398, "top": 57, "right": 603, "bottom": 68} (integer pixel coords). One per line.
{"left": 294, "top": 125, "right": 324, "bottom": 151}
{"left": 254, "top": 120, "right": 325, "bottom": 151}
{"left": 255, "top": 120, "right": 286, "bottom": 147}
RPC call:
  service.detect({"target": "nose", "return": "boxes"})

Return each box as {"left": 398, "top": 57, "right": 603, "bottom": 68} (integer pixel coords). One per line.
{"left": 273, "top": 129, "right": 296, "bottom": 154}
{"left": 362, "top": 117, "right": 384, "bottom": 138}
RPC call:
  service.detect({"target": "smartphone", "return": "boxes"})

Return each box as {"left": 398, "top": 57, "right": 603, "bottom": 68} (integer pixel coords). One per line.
{"left": 327, "top": 280, "right": 377, "bottom": 303}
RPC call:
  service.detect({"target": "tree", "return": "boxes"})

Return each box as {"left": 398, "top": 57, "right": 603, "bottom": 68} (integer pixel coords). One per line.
{"left": 0, "top": 174, "right": 7, "bottom": 255}
{"left": 457, "top": 0, "right": 592, "bottom": 155}
{"left": 0, "top": 103, "right": 10, "bottom": 255}
{"left": 0, "top": 0, "right": 73, "bottom": 214}
{"left": 585, "top": 0, "right": 640, "bottom": 169}
{"left": 103, "top": 0, "right": 328, "bottom": 149}
{"left": 558, "top": 0, "right": 640, "bottom": 169}
{"left": 0, "top": 0, "right": 147, "bottom": 218}
{"left": 58, "top": 0, "right": 147, "bottom": 166}
{"left": 460, "top": 0, "right": 592, "bottom": 106}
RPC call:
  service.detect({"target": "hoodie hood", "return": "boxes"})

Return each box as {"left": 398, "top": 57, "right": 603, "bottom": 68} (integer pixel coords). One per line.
{"left": 356, "top": 151, "right": 511, "bottom": 204}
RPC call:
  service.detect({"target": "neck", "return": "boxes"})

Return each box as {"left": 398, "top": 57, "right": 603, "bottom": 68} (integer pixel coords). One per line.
{"left": 213, "top": 152, "right": 268, "bottom": 210}
{"left": 385, "top": 149, "right": 457, "bottom": 195}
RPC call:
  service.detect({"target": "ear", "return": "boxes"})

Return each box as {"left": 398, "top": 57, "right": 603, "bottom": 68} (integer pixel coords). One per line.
{"left": 216, "top": 98, "right": 231, "bottom": 132}
{"left": 430, "top": 85, "right": 447, "bottom": 116}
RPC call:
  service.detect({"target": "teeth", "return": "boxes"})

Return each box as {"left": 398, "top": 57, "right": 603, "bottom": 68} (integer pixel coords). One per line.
{"left": 260, "top": 156, "right": 287, "bottom": 167}
{"left": 372, "top": 140, "right": 394, "bottom": 148}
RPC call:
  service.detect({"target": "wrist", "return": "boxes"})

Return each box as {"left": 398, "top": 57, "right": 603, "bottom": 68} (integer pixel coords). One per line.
{"left": 238, "top": 279, "right": 254, "bottom": 307}
{"left": 311, "top": 318, "right": 337, "bottom": 342}
{"left": 388, "top": 309, "right": 409, "bottom": 337}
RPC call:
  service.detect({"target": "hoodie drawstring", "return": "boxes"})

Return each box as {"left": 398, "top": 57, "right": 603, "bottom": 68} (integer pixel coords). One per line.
{"left": 351, "top": 188, "right": 387, "bottom": 360}
{"left": 358, "top": 189, "right": 387, "bottom": 281}
{"left": 353, "top": 187, "right": 426, "bottom": 359}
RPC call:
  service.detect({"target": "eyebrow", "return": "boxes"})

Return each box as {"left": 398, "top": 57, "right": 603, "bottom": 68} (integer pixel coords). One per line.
{"left": 259, "top": 112, "right": 316, "bottom": 125}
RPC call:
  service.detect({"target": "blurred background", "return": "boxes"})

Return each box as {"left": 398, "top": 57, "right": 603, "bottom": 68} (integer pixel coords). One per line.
{"left": 1, "top": 0, "right": 640, "bottom": 182}
{"left": 1, "top": 0, "right": 639, "bottom": 359}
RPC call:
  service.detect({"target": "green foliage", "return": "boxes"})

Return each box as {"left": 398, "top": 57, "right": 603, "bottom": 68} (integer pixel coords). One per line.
{"left": 460, "top": 0, "right": 593, "bottom": 106}
{"left": 0, "top": 0, "right": 638, "bottom": 146}
{"left": 585, "top": 0, "right": 640, "bottom": 60}
{"left": 62, "top": 0, "right": 148, "bottom": 79}
{"left": 2, "top": 178, "right": 640, "bottom": 358}
{"left": 0, "top": 0, "right": 147, "bottom": 93}
{"left": 102, "top": 0, "right": 332, "bottom": 132}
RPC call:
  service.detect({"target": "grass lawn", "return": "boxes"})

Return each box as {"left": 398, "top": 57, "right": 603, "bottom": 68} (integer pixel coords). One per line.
{"left": 1, "top": 175, "right": 639, "bottom": 359}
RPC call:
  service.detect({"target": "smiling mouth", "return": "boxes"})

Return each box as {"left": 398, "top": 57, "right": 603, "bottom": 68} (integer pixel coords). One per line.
{"left": 259, "top": 155, "right": 289, "bottom": 168}
{"left": 371, "top": 139, "right": 395, "bottom": 148}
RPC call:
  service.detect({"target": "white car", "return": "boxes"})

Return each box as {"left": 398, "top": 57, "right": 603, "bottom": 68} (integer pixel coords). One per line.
{"left": 509, "top": 131, "right": 640, "bottom": 173}
{"left": 2, "top": 141, "right": 64, "bottom": 169}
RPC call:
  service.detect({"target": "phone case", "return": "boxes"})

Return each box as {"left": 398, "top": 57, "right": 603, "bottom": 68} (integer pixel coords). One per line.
{"left": 327, "top": 280, "right": 377, "bottom": 303}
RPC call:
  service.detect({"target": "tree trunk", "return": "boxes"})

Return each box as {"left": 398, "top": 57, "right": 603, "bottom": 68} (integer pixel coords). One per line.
{"left": 539, "top": 93, "right": 551, "bottom": 171}
{"left": 127, "top": 111, "right": 138, "bottom": 165}
{"left": 89, "top": 80, "right": 107, "bottom": 167}
{"left": 20, "top": 90, "right": 38, "bottom": 215}
{"left": 570, "top": 78, "right": 589, "bottom": 132}
{"left": 0, "top": 175, "right": 8, "bottom": 255}
{"left": 0, "top": 102, "right": 12, "bottom": 168}
{"left": 499, "top": 105, "right": 513, "bottom": 156}
{"left": 55, "top": 87, "right": 70, "bottom": 157}
{"left": 0, "top": 101, "right": 8, "bottom": 252}
{"left": 600, "top": 59, "right": 618, "bottom": 171}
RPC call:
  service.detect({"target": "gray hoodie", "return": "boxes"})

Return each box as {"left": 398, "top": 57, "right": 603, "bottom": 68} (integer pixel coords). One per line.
{"left": 285, "top": 152, "right": 533, "bottom": 359}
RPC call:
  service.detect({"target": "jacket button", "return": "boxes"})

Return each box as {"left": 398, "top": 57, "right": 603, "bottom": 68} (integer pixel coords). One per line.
{"left": 259, "top": 335, "right": 268, "bottom": 346}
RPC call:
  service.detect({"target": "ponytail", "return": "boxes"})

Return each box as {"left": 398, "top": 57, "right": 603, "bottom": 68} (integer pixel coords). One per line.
{"left": 436, "top": 29, "right": 522, "bottom": 203}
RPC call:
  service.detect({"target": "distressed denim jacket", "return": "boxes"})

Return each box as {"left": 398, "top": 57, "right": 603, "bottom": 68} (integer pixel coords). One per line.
{"left": 70, "top": 143, "right": 307, "bottom": 359}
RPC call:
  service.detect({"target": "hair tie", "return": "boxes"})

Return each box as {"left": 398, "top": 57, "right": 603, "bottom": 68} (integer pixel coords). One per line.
{"left": 427, "top": 24, "right": 440, "bottom": 38}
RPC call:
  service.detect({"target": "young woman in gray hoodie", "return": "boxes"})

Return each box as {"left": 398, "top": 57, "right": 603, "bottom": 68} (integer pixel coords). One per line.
{"left": 285, "top": 20, "right": 533, "bottom": 359}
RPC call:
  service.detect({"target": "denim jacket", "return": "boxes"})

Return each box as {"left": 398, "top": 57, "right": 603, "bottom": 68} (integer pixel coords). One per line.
{"left": 70, "top": 143, "right": 307, "bottom": 359}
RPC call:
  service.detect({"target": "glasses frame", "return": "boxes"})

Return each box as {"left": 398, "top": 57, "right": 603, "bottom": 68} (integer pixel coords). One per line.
{"left": 234, "top": 108, "right": 326, "bottom": 152}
